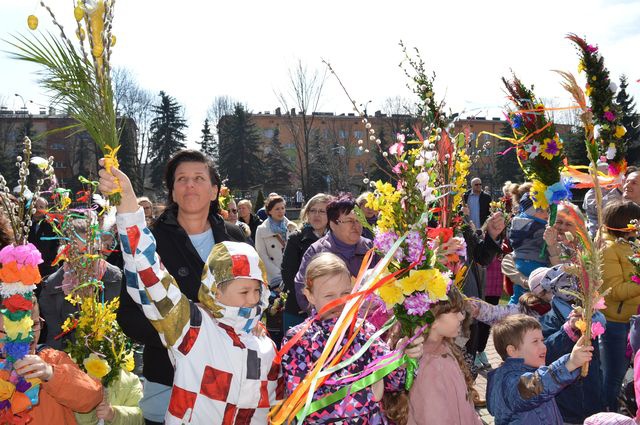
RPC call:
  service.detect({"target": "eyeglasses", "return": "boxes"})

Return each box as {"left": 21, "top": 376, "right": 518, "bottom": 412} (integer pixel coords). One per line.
{"left": 473, "top": 183, "right": 482, "bottom": 186}
{"left": 336, "top": 219, "right": 361, "bottom": 227}
{"left": 308, "top": 209, "right": 326, "bottom": 215}
{"left": 229, "top": 209, "right": 238, "bottom": 213}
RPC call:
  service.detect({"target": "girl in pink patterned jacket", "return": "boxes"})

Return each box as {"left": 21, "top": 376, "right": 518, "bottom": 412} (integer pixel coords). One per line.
{"left": 281, "top": 253, "right": 423, "bottom": 424}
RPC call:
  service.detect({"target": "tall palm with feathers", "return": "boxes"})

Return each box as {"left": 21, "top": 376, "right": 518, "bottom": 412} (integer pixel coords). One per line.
{"left": 567, "top": 33, "right": 628, "bottom": 177}
{"left": 554, "top": 69, "right": 608, "bottom": 376}
{"left": 7, "top": 0, "right": 122, "bottom": 204}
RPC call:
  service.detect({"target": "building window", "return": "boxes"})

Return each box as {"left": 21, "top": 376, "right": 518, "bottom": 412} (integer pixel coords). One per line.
{"left": 263, "top": 129, "right": 274, "bottom": 138}
{"left": 355, "top": 163, "right": 364, "bottom": 173}
{"left": 50, "top": 143, "right": 65, "bottom": 150}
{"left": 53, "top": 161, "right": 65, "bottom": 168}
{"left": 354, "top": 130, "right": 364, "bottom": 139}
{"left": 339, "top": 130, "right": 347, "bottom": 139}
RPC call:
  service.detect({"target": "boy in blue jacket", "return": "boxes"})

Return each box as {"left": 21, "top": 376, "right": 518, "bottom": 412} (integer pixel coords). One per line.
{"left": 487, "top": 314, "right": 593, "bottom": 425}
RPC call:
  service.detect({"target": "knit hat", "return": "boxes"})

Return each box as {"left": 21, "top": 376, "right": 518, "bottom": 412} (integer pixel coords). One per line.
{"left": 518, "top": 192, "right": 535, "bottom": 215}
{"left": 527, "top": 265, "right": 577, "bottom": 302}
{"left": 583, "top": 412, "right": 636, "bottom": 425}
{"left": 199, "top": 241, "right": 269, "bottom": 318}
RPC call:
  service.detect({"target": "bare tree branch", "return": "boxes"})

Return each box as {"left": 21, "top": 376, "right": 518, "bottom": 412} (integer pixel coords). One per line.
{"left": 275, "top": 59, "right": 327, "bottom": 197}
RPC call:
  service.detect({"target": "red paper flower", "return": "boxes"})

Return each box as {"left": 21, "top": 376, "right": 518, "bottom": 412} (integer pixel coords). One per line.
{"left": 2, "top": 295, "right": 33, "bottom": 313}
{"left": 427, "top": 227, "right": 453, "bottom": 242}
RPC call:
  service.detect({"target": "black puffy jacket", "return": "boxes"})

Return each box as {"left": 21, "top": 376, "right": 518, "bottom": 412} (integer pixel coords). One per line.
{"left": 281, "top": 226, "right": 321, "bottom": 315}
{"left": 116, "top": 203, "right": 246, "bottom": 386}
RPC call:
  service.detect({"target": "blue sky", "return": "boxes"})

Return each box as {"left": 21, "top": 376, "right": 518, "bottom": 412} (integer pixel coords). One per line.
{"left": 1, "top": 0, "right": 639, "bottom": 146}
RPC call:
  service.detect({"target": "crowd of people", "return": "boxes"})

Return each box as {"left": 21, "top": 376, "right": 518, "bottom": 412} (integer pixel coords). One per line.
{"left": 3, "top": 148, "right": 640, "bottom": 424}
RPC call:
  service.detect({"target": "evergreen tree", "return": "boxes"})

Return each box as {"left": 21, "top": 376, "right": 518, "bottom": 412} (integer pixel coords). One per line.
{"left": 199, "top": 118, "right": 217, "bottom": 164}
{"left": 495, "top": 122, "right": 525, "bottom": 184}
{"left": 255, "top": 190, "right": 265, "bottom": 213}
{"left": 264, "top": 128, "right": 291, "bottom": 193}
{"left": 562, "top": 126, "right": 589, "bottom": 167}
{"left": 148, "top": 91, "right": 187, "bottom": 193}
{"left": 217, "top": 104, "right": 264, "bottom": 190}
{"left": 616, "top": 75, "right": 640, "bottom": 164}
{"left": 308, "top": 131, "right": 329, "bottom": 194}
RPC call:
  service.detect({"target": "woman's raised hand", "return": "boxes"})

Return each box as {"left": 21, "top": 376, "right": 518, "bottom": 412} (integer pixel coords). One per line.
{"left": 97, "top": 159, "right": 138, "bottom": 213}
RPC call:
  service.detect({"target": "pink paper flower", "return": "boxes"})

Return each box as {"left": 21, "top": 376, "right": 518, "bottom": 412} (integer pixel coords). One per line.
{"left": 0, "top": 245, "right": 16, "bottom": 264}
{"left": 593, "top": 297, "right": 607, "bottom": 310}
{"left": 13, "top": 244, "right": 43, "bottom": 267}
{"left": 389, "top": 142, "right": 405, "bottom": 156}
{"left": 603, "top": 111, "right": 616, "bottom": 122}
{"left": 392, "top": 162, "right": 407, "bottom": 174}
{"left": 632, "top": 275, "right": 640, "bottom": 285}
{"left": 591, "top": 322, "right": 605, "bottom": 339}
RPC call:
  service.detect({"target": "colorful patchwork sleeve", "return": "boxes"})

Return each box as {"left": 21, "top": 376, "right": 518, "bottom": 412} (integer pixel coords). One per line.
{"left": 116, "top": 208, "right": 191, "bottom": 348}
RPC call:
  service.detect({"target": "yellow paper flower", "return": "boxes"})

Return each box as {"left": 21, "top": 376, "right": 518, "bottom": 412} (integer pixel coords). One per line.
{"left": 454, "top": 265, "right": 468, "bottom": 288}
{"left": 574, "top": 319, "right": 587, "bottom": 333}
{"left": 452, "top": 151, "right": 471, "bottom": 211}
{"left": 3, "top": 315, "right": 34, "bottom": 340}
{"left": 368, "top": 181, "right": 403, "bottom": 232}
{"left": 123, "top": 352, "right": 135, "bottom": 372}
{"left": 0, "top": 380, "right": 15, "bottom": 401}
{"left": 425, "top": 269, "right": 449, "bottom": 300}
{"left": 103, "top": 145, "right": 122, "bottom": 195}
{"left": 74, "top": 6, "right": 84, "bottom": 21}
{"left": 27, "top": 15, "right": 38, "bottom": 31}
{"left": 585, "top": 86, "right": 592, "bottom": 97}
{"left": 61, "top": 317, "right": 75, "bottom": 333}
{"left": 86, "top": 0, "right": 106, "bottom": 59}
{"left": 531, "top": 180, "right": 549, "bottom": 210}
{"left": 577, "top": 60, "right": 585, "bottom": 74}
{"left": 83, "top": 353, "right": 111, "bottom": 379}
{"left": 397, "top": 270, "right": 428, "bottom": 295}
{"left": 378, "top": 280, "right": 405, "bottom": 308}
{"left": 615, "top": 125, "right": 627, "bottom": 139}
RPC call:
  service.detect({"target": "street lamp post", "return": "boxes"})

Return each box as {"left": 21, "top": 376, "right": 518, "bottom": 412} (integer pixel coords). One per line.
{"left": 14, "top": 93, "right": 28, "bottom": 113}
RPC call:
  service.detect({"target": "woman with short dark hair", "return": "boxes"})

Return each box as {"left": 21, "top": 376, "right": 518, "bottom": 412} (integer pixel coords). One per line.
{"left": 293, "top": 194, "right": 376, "bottom": 313}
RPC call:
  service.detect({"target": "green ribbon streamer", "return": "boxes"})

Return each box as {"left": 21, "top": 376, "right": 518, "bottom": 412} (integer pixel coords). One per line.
{"left": 404, "top": 356, "right": 418, "bottom": 390}
{"left": 296, "top": 356, "right": 407, "bottom": 423}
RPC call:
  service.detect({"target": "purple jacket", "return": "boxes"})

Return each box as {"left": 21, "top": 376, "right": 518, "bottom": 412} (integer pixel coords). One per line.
{"left": 293, "top": 232, "right": 375, "bottom": 312}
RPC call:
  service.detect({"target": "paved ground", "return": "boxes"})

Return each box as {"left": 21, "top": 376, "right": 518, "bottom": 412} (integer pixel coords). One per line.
{"left": 474, "top": 334, "right": 501, "bottom": 425}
